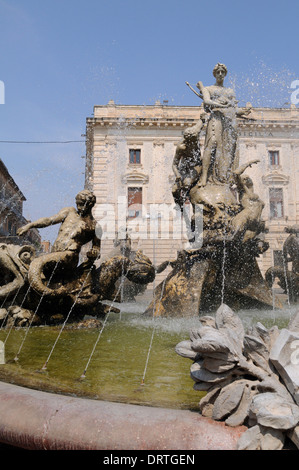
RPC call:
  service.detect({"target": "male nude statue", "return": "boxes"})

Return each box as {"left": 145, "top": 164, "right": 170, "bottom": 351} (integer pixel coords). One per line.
{"left": 230, "top": 159, "right": 265, "bottom": 241}
{"left": 171, "top": 120, "right": 203, "bottom": 210}
{"left": 17, "top": 189, "right": 101, "bottom": 296}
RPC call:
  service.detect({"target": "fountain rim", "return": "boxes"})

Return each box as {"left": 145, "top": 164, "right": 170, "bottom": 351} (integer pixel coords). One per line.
{"left": 0, "top": 379, "right": 246, "bottom": 450}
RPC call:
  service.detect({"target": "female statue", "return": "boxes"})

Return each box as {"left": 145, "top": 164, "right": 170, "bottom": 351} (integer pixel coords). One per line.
{"left": 195, "top": 63, "right": 251, "bottom": 187}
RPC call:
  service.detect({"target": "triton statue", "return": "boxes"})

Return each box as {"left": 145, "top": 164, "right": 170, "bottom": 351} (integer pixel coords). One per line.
{"left": 0, "top": 190, "right": 155, "bottom": 327}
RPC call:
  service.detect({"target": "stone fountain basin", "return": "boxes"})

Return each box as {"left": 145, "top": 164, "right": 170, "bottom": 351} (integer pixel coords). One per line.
{"left": 0, "top": 380, "right": 246, "bottom": 450}
{"left": 0, "top": 306, "right": 292, "bottom": 450}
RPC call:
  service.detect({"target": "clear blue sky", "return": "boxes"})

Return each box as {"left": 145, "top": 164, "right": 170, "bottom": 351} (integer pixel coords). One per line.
{"left": 0, "top": 0, "right": 298, "bottom": 241}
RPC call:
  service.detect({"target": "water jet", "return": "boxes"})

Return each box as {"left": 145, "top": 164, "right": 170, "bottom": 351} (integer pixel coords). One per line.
{"left": 0, "top": 63, "right": 297, "bottom": 451}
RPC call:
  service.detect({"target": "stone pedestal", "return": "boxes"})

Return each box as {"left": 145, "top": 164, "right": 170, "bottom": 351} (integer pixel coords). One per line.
{"left": 144, "top": 240, "right": 280, "bottom": 317}
{"left": 145, "top": 257, "right": 218, "bottom": 317}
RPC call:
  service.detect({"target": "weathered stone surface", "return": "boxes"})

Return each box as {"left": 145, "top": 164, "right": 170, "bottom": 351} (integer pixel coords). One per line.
{"left": 249, "top": 322, "right": 280, "bottom": 351}
{"left": 190, "top": 360, "right": 233, "bottom": 384}
{"left": 215, "top": 304, "right": 244, "bottom": 337}
{"left": 175, "top": 340, "right": 199, "bottom": 360}
{"left": 193, "top": 381, "right": 215, "bottom": 392}
{"left": 199, "top": 402, "right": 214, "bottom": 419}
{"left": 287, "top": 425, "right": 299, "bottom": 449}
{"left": 190, "top": 326, "right": 239, "bottom": 362}
{"left": 199, "top": 316, "right": 216, "bottom": 328}
{"left": 288, "top": 309, "right": 299, "bottom": 334}
{"left": 237, "top": 425, "right": 262, "bottom": 450}
{"left": 0, "top": 380, "right": 248, "bottom": 450}
{"left": 0, "top": 309, "right": 7, "bottom": 321}
{"left": 250, "top": 321, "right": 269, "bottom": 340}
{"left": 268, "top": 325, "right": 280, "bottom": 350}
{"left": 6, "top": 306, "right": 33, "bottom": 327}
{"left": 270, "top": 328, "right": 299, "bottom": 405}
{"left": 199, "top": 387, "right": 221, "bottom": 418}
{"left": 144, "top": 258, "right": 218, "bottom": 318}
{"left": 243, "top": 334, "right": 271, "bottom": 373}
{"left": 216, "top": 304, "right": 245, "bottom": 357}
{"left": 202, "top": 356, "right": 236, "bottom": 373}
{"left": 237, "top": 424, "right": 285, "bottom": 450}
{"left": 249, "top": 392, "right": 299, "bottom": 430}
{"left": 259, "top": 426, "right": 285, "bottom": 450}
{"left": 225, "top": 384, "right": 256, "bottom": 427}
{"left": 212, "top": 380, "right": 245, "bottom": 421}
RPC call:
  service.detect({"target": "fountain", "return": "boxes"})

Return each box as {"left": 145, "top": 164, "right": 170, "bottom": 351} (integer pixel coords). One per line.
{"left": 0, "top": 190, "right": 155, "bottom": 328}
{"left": 0, "top": 63, "right": 298, "bottom": 451}
{"left": 144, "top": 63, "right": 280, "bottom": 317}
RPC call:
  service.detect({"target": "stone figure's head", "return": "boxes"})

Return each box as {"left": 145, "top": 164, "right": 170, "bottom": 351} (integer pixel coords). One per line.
{"left": 285, "top": 225, "right": 299, "bottom": 235}
{"left": 75, "top": 190, "right": 96, "bottom": 215}
{"left": 213, "top": 63, "right": 228, "bottom": 81}
{"left": 240, "top": 175, "right": 253, "bottom": 188}
{"left": 183, "top": 127, "right": 197, "bottom": 142}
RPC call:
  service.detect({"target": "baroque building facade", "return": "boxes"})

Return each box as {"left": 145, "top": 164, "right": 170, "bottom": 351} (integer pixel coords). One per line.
{"left": 85, "top": 100, "right": 299, "bottom": 283}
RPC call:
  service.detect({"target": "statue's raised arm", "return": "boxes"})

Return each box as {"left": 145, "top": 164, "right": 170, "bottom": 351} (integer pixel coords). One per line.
{"left": 196, "top": 79, "right": 230, "bottom": 110}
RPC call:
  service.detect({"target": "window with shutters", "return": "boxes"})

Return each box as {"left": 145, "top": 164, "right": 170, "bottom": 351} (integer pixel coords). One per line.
{"left": 268, "top": 150, "right": 280, "bottom": 166}
{"left": 129, "top": 149, "right": 141, "bottom": 164}
{"left": 269, "top": 188, "right": 284, "bottom": 219}
{"left": 128, "top": 187, "right": 142, "bottom": 218}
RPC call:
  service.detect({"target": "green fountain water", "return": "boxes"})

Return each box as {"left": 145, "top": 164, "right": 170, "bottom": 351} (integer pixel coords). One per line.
{"left": 0, "top": 300, "right": 294, "bottom": 411}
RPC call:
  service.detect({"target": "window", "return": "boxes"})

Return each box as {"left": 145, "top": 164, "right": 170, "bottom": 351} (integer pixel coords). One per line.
{"left": 269, "top": 188, "right": 284, "bottom": 219}
{"left": 128, "top": 187, "right": 142, "bottom": 218}
{"left": 129, "top": 149, "right": 141, "bottom": 164}
{"left": 269, "top": 150, "right": 280, "bottom": 166}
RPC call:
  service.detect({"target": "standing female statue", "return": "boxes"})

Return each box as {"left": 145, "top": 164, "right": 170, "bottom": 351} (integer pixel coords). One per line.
{"left": 195, "top": 63, "right": 251, "bottom": 187}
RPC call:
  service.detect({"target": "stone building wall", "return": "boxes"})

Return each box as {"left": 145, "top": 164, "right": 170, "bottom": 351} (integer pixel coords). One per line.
{"left": 0, "top": 159, "right": 41, "bottom": 248}
{"left": 85, "top": 101, "right": 299, "bottom": 284}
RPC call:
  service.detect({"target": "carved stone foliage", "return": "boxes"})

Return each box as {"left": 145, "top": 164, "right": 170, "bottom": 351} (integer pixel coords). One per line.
{"left": 176, "top": 304, "right": 299, "bottom": 450}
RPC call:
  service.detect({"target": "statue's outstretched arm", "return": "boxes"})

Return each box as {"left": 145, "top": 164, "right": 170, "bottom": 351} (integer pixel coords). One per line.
{"left": 233, "top": 159, "right": 260, "bottom": 176}
{"left": 17, "top": 207, "right": 70, "bottom": 236}
{"left": 232, "top": 160, "right": 260, "bottom": 196}
{"left": 236, "top": 106, "right": 252, "bottom": 117}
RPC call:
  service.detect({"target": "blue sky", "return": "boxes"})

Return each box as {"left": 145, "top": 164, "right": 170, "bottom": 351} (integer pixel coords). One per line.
{"left": 0, "top": 0, "right": 298, "bottom": 241}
